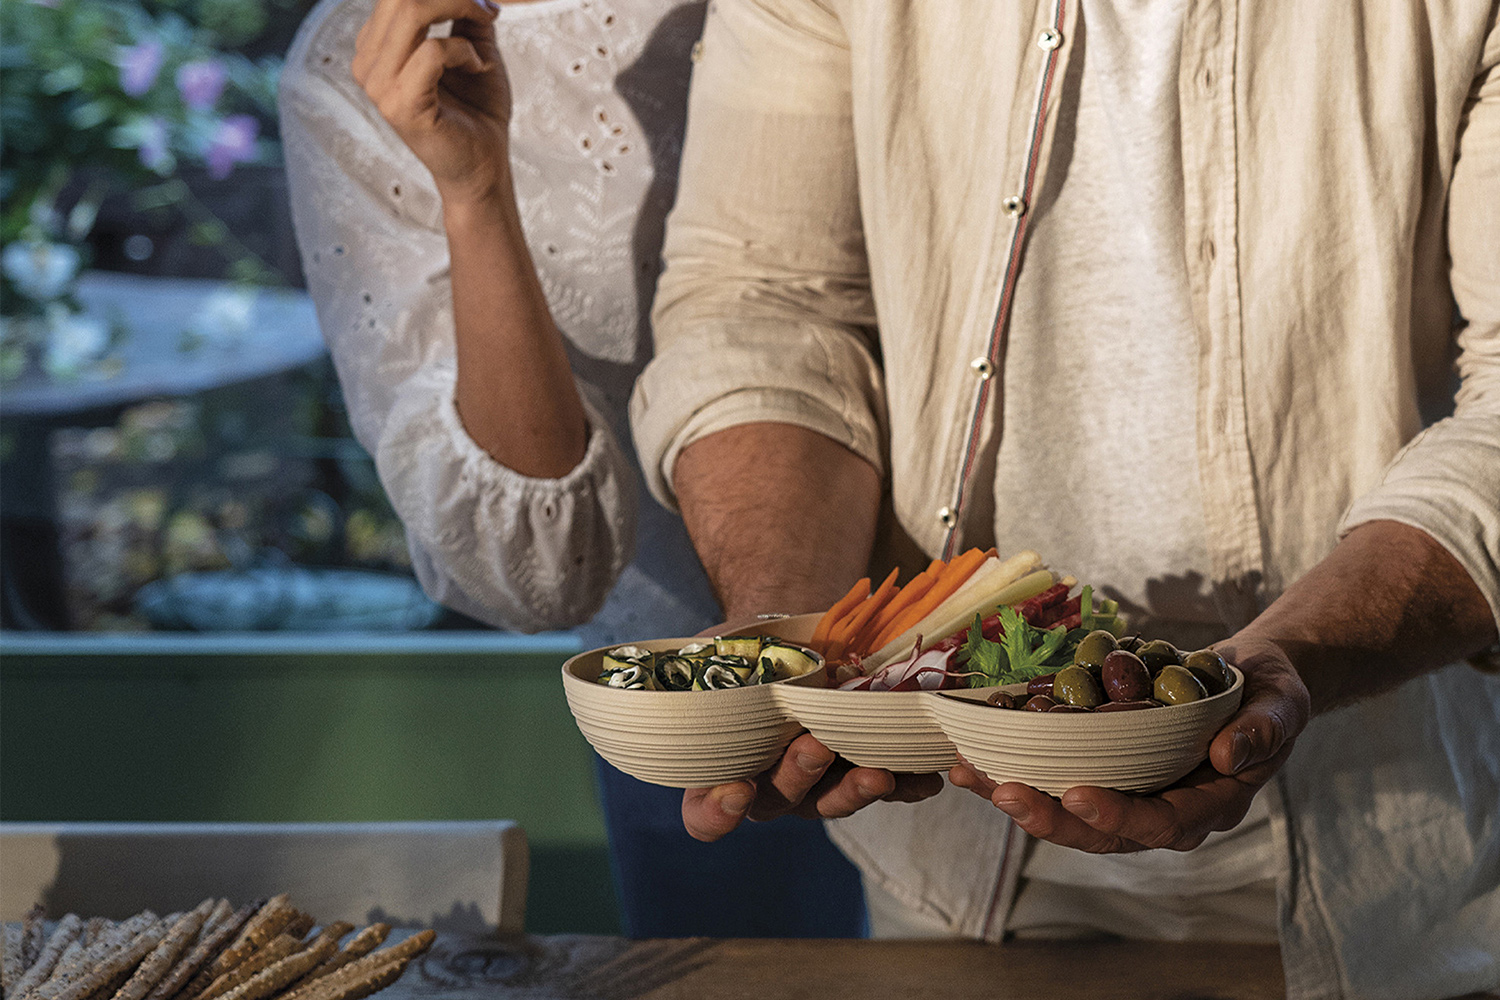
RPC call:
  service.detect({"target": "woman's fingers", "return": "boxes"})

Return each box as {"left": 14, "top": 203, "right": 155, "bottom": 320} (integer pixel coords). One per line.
{"left": 378, "top": 36, "right": 491, "bottom": 128}
{"left": 356, "top": 0, "right": 498, "bottom": 99}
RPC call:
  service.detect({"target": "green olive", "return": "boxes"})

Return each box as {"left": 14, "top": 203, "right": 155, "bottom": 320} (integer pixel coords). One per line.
{"left": 1137, "top": 639, "right": 1183, "bottom": 675}
{"left": 1153, "top": 664, "right": 1208, "bottom": 705}
{"left": 1182, "top": 648, "right": 1233, "bottom": 696}
{"left": 1072, "top": 629, "right": 1120, "bottom": 671}
{"left": 1053, "top": 665, "right": 1106, "bottom": 709}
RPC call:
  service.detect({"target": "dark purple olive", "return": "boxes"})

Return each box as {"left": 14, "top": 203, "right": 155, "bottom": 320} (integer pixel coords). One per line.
{"left": 986, "top": 691, "right": 1020, "bottom": 709}
{"left": 1096, "top": 699, "right": 1162, "bottom": 712}
{"left": 1048, "top": 704, "right": 1090, "bottom": 713}
{"left": 1101, "top": 649, "right": 1153, "bottom": 702}
{"left": 1027, "top": 673, "right": 1058, "bottom": 697}
{"left": 1023, "top": 694, "right": 1057, "bottom": 712}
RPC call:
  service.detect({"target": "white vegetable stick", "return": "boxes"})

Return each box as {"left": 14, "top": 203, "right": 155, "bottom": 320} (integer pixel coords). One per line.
{"left": 862, "top": 554, "right": 1047, "bottom": 672}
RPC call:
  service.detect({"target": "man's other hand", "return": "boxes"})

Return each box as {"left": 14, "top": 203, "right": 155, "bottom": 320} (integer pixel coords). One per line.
{"left": 682, "top": 733, "right": 944, "bottom": 842}
{"left": 949, "top": 634, "right": 1308, "bottom": 852}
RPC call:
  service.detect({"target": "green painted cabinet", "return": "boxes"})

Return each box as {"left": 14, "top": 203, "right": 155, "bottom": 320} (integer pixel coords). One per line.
{"left": 0, "top": 633, "right": 620, "bottom": 933}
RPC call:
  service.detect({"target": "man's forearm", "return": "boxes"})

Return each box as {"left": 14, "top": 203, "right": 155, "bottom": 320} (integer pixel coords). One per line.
{"left": 1236, "top": 519, "right": 1497, "bottom": 714}
{"left": 673, "top": 422, "right": 882, "bottom": 620}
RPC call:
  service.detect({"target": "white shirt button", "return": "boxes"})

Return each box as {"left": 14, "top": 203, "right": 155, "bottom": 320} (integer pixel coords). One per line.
{"left": 970, "top": 357, "right": 994, "bottom": 379}
{"left": 1038, "top": 29, "right": 1063, "bottom": 50}
{"left": 937, "top": 506, "right": 956, "bottom": 527}
{"left": 1003, "top": 196, "right": 1027, "bottom": 217}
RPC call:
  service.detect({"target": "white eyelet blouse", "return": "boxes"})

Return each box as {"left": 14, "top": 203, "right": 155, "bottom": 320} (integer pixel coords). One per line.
{"left": 279, "top": 0, "right": 719, "bottom": 641}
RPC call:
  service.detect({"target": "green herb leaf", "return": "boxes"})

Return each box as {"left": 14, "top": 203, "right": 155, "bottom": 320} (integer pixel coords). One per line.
{"left": 959, "top": 614, "right": 1006, "bottom": 688}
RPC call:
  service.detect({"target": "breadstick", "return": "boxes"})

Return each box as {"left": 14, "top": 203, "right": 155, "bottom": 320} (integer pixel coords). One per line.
{"left": 110, "top": 902, "right": 215, "bottom": 1000}
{"left": 280, "top": 916, "right": 315, "bottom": 945}
{"left": 194, "top": 936, "right": 298, "bottom": 1000}
{"left": 47, "top": 918, "right": 171, "bottom": 1000}
{"left": 302, "top": 926, "right": 388, "bottom": 982}
{"left": 279, "top": 932, "right": 432, "bottom": 1000}
{"left": 211, "top": 938, "right": 335, "bottom": 1000}
{"left": 146, "top": 902, "right": 252, "bottom": 1000}
{"left": 21, "top": 905, "right": 48, "bottom": 973}
{"left": 292, "top": 957, "right": 406, "bottom": 1000}
{"left": 302, "top": 926, "right": 352, "bottom": 955}
{"left": 11, "top": 915, "right": 81, "bottom": 999}
{"left": 179, "top": 897, "right": 289, "bottom": 1000}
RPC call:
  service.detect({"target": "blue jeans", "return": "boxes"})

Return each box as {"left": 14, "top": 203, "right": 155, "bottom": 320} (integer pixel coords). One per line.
{"left": 594, "top": 756, "right": 868, "bottom": 937}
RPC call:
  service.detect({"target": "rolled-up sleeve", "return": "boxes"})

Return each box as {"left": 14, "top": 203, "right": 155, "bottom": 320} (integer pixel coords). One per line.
{"left": 1340, "top": 22, "right": 1500, "bottom": 633}
{"left": 278, "top": 6, "right": 634, "bottom": 632}
{"left": 630, "top": 0, "right": 885, "bottom": 512}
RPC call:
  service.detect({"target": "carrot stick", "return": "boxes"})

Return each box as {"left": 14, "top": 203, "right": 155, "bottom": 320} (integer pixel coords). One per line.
{"left": 835, "top": 567, "right": 901, "bottom": 654}
{"left": 869, "top": 548, "right": 989, "bottom": 650}
{"left": 811, "top": 577, "right": 871, "bottom": 649}
{"left": 855, "top": 566, "right": 939, "bottom": 655}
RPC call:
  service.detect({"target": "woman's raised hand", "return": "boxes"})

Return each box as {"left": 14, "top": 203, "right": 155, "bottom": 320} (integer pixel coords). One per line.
{"left": 352, "top": 0, "right": 511, "bottom": 206}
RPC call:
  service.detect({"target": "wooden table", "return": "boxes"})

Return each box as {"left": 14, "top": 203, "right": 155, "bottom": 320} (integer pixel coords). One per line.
{"left": 393, "top": 934, "right": 1288, "bottom": 1000}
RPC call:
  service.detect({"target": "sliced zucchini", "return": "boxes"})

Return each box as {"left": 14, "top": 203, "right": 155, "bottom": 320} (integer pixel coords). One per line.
{"left": 599, "top": 662, "right": 658, "bottom": 690}
{"left": 654, "top": 654, "right": 696, "bottom": 691}
{"left": 714, "top": 636, "right": 763, "bottom": 660}
{"left": 677, "top": 641, "right": 714, "bottom": 659}
{"left": 602, "top": 646, "right": 653, "bottom": 675}
{"left": 692, "top": 661, "right": 748, "bottom": 690}
{"left": 758, "top": 641, "right": 819, "bottom": 681}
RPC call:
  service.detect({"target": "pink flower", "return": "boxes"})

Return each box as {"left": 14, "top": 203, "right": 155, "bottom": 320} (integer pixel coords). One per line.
{"left": 117, "top": 39, "right": 164, "bottom": 97}
{"left": 204, "top": 114, "right": 259, "bottom": 179}
{"left": 175, "top": 60, "right": 227, "bottom": 112}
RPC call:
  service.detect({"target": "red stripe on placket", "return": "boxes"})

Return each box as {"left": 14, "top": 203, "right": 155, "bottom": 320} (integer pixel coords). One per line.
{"left": 942, "top": 0, "right": 1069, "bottom": 561}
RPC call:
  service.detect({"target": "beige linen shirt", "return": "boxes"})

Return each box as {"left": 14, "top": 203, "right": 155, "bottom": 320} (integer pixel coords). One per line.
{"left": 632, "top": 2, "right": 1500, "bottom": 997}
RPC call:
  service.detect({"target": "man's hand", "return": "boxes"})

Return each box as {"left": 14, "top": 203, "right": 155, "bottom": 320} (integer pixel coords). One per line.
{"left": 950, "top": 520, "right": 1496, "bottom": 853}
{"left": 673, "top": 423, "right": 906, "bottom": 839}
{"left": 950, "top": 634, "right": 1307, "bottom": 852}
{"left": 683, "top": 733, "right": 944, "bottom": 842}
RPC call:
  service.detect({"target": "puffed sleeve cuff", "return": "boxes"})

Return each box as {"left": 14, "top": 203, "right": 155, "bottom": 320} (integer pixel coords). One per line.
{"left": 379, "top": 363, "right": 637, "bottom": 632}
{"left": 1339, "top": 414, "right": 1500, "bottom": 637}
{"left": 630, "top": 321, "right": 886, "bottom": 513}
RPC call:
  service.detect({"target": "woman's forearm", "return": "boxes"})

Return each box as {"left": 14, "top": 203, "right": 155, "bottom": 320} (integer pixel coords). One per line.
{"left": 1236, "top": 519, "right": 1497, "bottom": 714}
{"left": 444, "top": 179, "right": 588, "bottom": 479}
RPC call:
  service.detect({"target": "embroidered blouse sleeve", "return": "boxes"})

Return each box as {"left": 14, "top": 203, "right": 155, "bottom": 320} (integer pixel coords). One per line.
{"left": 1341, "top": 20, "right": 1500, "bottom": 635}
{"left": 278, "top": 7, "right": 635, "bottom": 632}
{"left": 628, "top": 0, "right": 884, "bottom": 512}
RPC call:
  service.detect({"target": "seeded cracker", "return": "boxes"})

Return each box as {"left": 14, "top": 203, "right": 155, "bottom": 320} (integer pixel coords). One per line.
{"left": 5, "top": 923, "right": 26, "bottom": 996}
{"left": 280, "top": 931, "right": 433, "bottom": 1000}
{"left": 12, "top": 915, "right": 82, "bottom": 1000}
{"left": 212, "top": 938, "right": 336, "bottom": 1000}
{"left": 32, "top": 913, "right": 155, "bottom": 1000}
{"left": 110, "top": 901, "right": 216, "bottom": 1000}
{"left": 146, "top": 902, "right": 251, "bottom": 1000}
{"left": 194, "top": 935, "right": 298, "bottom": 1000}
{"left": 49, "top": 918, "right": 171, "bottom": 1000}
{"left": 301, "top": 925, "right": 388, "bottom": 982}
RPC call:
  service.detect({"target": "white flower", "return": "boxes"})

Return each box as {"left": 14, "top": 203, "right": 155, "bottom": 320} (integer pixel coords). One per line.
{"left": 44, "top": 304, "right": 110, "bottom": 376}
{"left": 3, "top": 241, "right": 81, "bottom": 302}
{"left": 192, "top": 286, "right": 257, "bottom": 344}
